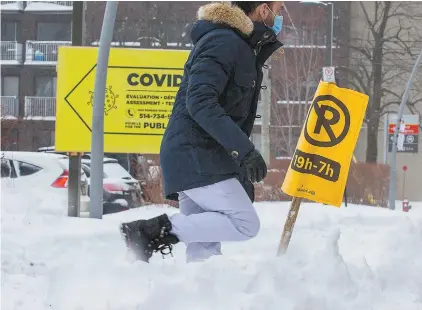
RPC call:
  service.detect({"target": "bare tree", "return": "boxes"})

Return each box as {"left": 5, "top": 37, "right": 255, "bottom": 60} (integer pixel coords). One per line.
{"left": 1, "top": 120, "right": 19, "bottom": 151}
{"left": 107, "top": 2, "right": 200, "bottom": 49}
{"left": 270, "top": 12, "right": 325, "bottom": 158}
{"left": 337, "top": 1, "right": 422, "bottom": 163}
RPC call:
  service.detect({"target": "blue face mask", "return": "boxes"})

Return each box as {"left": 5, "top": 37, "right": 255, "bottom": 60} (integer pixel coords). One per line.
{"left": 266, "top": 7, "right": 283, "bottom": 36}
{"left": 272, "top": 15, "right": 283, "bottom": 35}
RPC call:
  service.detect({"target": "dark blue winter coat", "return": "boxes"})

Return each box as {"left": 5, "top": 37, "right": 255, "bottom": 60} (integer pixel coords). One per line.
{"left": 160, "top": 3, "right": 283, "bottom": 201}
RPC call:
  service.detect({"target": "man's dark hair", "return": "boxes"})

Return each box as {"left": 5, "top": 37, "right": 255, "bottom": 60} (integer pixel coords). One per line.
{"left": 231, "top": 2, "right": 269, "bottom": 15}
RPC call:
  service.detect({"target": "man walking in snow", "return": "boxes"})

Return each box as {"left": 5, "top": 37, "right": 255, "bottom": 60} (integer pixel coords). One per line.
{"left": 120, "top": 1, "right": 284, "bottom": 262}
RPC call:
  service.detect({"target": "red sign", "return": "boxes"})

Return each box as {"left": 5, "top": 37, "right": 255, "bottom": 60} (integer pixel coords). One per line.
{"left": 388, "top": 124, "right": 419, "bottom": 134}
{"left": 403, "top": 165, "right": 408, "bottom": 171}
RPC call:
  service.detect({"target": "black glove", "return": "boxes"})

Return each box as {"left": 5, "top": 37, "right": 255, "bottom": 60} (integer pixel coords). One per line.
{"left": 238, "top": 170, "right": 255, "bottom": 203}
{"left": 240, "top": 149, "right": 267, "bottom": 183}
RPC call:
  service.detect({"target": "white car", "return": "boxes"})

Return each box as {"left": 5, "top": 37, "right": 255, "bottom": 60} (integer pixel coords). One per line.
{"left": 1, "top": 152, "right": 89, "bottom": 211}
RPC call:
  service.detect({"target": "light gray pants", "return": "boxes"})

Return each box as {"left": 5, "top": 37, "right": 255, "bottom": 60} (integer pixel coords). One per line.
{"left": 169, "top": 178, "right": 260, "bottom": 262}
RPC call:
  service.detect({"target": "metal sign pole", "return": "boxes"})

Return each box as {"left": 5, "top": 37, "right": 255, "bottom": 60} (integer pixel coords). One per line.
{"left": 402, "top": 167, "right": 407, "bottom": 201}
{"left": 89, "top": 1, "right": 118, "bottom": 219}
{"left": 388, "top": 49, "right": 422, "bottom": 210}
{"left": 327, "top": 2, "right": 334, "bottom": 67}
{"left": 68, "top": 1, "right": 84, "bottom": 217}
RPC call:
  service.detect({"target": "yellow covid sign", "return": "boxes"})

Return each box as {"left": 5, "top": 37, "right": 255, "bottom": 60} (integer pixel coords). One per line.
{"left": 281, "top": 81, "right": 368, "bottom": 207}
{"left": 55, "top": 47, "right": 190, "bottom": 153}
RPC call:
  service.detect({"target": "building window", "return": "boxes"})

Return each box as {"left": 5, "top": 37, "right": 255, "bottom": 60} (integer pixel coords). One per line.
{"left": 1, "top": 76, "right": 19, "bottom": 96}
{"left": 276, "top": 77, "right": 318, "bottom": 104}
{"left": 36, "top": 22, "right": 71, "bottom": 41}
{"left": 300, "top": 79, "right": 318, "bottom": 102}
{"left": 1, "top": 21, "right": 17, "bottom": 41}
{"left": 273, "top": 126, "right": 302, "bottom": 158}
{"left": 281, "top": 24, "right": 325, "bottom": 47}
{"left": 35, "top": 76, "right": 56, "bottom": 97}
{"left": 164, "top": 21, "right": 192, "bottom": 46}
{"left": 112, "top": 19, "right": 192, "bottom": 48}
{"left": 113, "top": 19, "right": 139, "bottom": 45}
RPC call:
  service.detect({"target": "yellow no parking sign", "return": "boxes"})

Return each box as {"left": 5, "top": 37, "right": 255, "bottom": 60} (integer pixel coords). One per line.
{"left": 281, "top": 81, "right": 369, "bottom": 207}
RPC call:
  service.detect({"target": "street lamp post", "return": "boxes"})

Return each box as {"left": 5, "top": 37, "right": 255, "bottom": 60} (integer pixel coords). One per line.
{"left": 89, "top": 1, "right": 119, "bottom": 219}
{"left": 326, "top": 2, "right": 334, "bottom": 67}
{"left": 299, "top": 1, "right": 334, "bottom": 67}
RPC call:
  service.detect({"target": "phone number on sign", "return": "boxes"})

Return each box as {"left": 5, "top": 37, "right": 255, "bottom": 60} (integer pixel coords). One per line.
{"left": 138, "top": 113, "right": 171, "bottom": 119}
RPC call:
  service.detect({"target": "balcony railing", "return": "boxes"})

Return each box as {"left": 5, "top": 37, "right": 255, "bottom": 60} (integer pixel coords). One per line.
{"left": 24, "top": 97, "right": 56, "bottom": 120}
{"left": 1, "top": 1, "right": 24, "bottom": 11}
{"left": 1, "top": 42, "right": 23, "bottom": 64}
{"left": 25, "top": 1, "right": 72, "bottom": 11}
{"left": 1, "top": 97, "right": 19, "bottom": 118}
{"left": 25, "top": 41, "right": 71, "bottom": 65}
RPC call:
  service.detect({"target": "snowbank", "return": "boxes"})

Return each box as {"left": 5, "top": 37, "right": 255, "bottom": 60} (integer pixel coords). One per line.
{"left": 1, "top": 185, "right": 422, "bottom": 310}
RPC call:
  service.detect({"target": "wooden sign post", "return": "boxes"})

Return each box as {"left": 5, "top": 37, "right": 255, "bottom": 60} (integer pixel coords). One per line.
{"left": 277, "top": 197, "right": 302, "bottom": 256}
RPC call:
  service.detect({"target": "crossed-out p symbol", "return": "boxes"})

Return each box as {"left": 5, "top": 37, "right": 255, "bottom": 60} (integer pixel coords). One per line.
{"left": 304, "top": 95, "right": 350, "bottom": 147}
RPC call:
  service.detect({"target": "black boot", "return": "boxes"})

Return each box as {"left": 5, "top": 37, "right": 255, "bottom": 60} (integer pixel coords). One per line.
{"left": 120, "top": 214, "right": 179, "bottom": 262}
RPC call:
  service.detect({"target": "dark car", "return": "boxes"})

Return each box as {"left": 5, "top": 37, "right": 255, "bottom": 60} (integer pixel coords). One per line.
{"left": 81, "top": 157, "right": 143, "bottom": 214}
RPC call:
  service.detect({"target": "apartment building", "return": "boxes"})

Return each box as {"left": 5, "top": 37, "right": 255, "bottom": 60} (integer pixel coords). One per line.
{"left": 1, "top": 1, "right": 72, "bottom": 150}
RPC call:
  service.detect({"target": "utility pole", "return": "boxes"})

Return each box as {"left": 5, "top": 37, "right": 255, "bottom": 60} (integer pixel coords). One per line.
{"left": 68, "top": 1, "right": 84, "bottom": 217}
{"left": 89, "top": 1, "right": 118, "bottom": 219}
{"left": 388, "top": 49, "right": 422, "bottom": 210}
{"left": 261, "top": 63, "right": 271, "bottom": 165}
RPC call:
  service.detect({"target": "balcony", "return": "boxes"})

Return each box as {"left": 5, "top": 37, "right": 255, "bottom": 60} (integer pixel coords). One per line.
{"left": 25, "top": 1, "right": 72, "bottom": 12}
{"left": 25, "top": 41, "right": 71, "bottom": 65}
{"left": 0, "top": 1, "right": 24, "bottom": 11}
{"left": 1, "top": 42, "right": 23, "bottom": 65}
{"left": 1, "top": 97, "right": 19, "bottom": 119}
{"left": 24, "top": 97, "right": 56, "bottom": 120}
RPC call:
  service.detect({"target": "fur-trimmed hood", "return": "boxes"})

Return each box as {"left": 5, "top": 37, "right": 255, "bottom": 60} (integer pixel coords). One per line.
{"left": 197, "top": 3, "right": 254, "bottom": 35}
{"left": 190, "top": 2, "right": 283, "bottom": 65}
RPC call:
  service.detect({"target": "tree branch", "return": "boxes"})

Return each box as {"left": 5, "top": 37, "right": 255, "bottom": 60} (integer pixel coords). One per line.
{"left": 377, "top": 1, "right": 391, "bottom": 36}
{"left": 340, "top": 39, "right": 373, "bottom": 61}
{"left": 337, "top": 65, "right": 369, "bottom": 94}
{"left": 360, "top": 1, "right": 377, "bottom": 38}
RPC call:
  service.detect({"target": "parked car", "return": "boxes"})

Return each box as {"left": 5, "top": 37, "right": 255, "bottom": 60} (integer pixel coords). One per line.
{"left": 81, "top": 157, "right": 143, "bottom": 211}
{"left": 1, "top": 151, "right": 90, "bottom": 212}
{"left": 80, "top": 163, "right": 129, "bottom": 215}
{"left": 36, "top": 147, "right": 144, "bottom": 212}
{"left": 37, "top": 146, "right": 62, "bottom": 154}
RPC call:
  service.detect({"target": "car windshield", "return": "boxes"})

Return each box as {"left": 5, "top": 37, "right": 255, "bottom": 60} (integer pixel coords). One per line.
{"left": 103, "top": 162, "right": 131, "bottom": 179}
{"left": 81, "top": 165, "right": 106, "bottom": 178}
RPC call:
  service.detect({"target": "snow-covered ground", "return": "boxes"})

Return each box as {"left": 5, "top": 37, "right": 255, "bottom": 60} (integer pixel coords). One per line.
{"left": 2, "top": 185, "right": 422, "bottom": 310}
